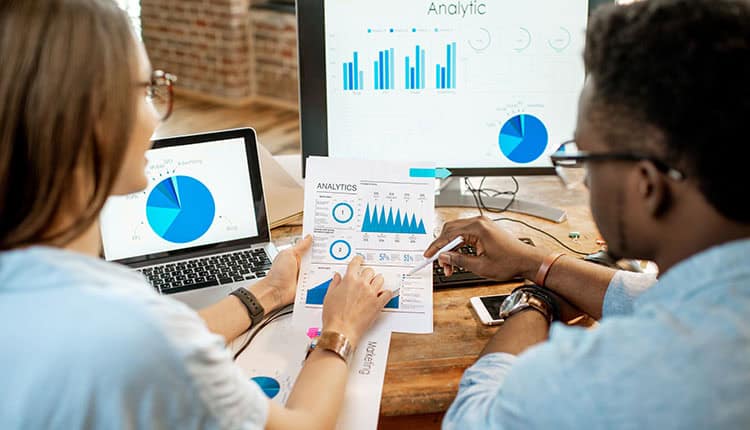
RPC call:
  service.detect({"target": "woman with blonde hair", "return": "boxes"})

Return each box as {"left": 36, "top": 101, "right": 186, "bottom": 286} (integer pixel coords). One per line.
{"left": 0, "top": 1, "right": 392, "bottom": 428}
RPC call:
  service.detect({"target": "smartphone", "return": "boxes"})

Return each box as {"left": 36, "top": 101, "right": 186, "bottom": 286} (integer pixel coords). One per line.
{"left": 470, "top": 294, "right": 510, "bottom": 326}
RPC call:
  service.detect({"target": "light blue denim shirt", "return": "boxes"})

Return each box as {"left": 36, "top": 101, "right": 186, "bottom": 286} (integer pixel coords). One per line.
{"left": 0, "top": 247, "right": 268, "bottom": 430}
{"left": 444, "top": 239, "right": 750, "bottom": 429}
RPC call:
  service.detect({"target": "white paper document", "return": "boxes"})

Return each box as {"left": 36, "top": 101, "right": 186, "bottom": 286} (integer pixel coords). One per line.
{"left": 234, "top": 315, "right": 392, "bottom": 430}
{"left": 335, "top": 320, "right": 392, "bottom": 430}
{"left": 233, "top": 314, "right": 308, "bottom": 405}
{"left": 293, "top": 157, "right": 436, "bottom": 334}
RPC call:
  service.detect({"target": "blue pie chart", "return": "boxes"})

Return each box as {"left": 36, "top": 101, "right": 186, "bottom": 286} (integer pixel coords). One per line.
{"left": 251, "top": 376, "right": 281, "bottom": 399}
{"left": 146, "top": 175, "right": 215, "bottom": 243}
{"left": 499, "top": 114, "right": 549, "bottom": 163}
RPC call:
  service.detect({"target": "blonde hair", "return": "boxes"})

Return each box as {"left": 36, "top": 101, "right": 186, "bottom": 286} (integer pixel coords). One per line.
{"left": 0, "top": 0, "right": 138, "bottom": 249}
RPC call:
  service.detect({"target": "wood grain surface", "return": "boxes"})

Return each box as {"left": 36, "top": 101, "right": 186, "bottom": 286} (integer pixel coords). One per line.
{"left": 162, "top": 96, "right": 601, "bottom": 426}
{"left": 271, "top": 176, "right": 601, "bottom": 424}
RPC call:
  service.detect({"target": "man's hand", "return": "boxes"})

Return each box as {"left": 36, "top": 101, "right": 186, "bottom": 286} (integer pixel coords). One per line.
{"left": 426, "top": 216, "right": 545, "bottom": 281}
{"left": 251, "top": 235, "right": 313, "bottom": 312}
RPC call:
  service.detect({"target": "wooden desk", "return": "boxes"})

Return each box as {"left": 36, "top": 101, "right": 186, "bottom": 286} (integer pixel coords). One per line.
{"left": 271, "top": 177, "right": 599, "bottom": 429}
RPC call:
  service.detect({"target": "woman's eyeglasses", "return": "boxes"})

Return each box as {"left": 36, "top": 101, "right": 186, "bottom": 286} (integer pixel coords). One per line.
{"left": 550, "top": 140, "right": 686, "bottom": 189}
{"left": 137, "top": 70, "right": 176, "bottom": 121}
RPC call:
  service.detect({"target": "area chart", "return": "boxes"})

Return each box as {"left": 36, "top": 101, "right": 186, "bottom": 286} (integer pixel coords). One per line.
{"left": 361, "top": 204, "right": 426, "bottom": 234}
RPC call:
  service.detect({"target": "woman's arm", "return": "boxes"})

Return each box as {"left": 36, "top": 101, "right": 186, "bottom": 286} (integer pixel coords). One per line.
{"left": 265, "top": 349, "right": 348, "bottom": 430}
{"left": 266, "top": 257, "right": 393, "bottom": 430}
{"left": 197, "top": 280, "right": 280, "bottom": 343}
{"left": 198, "top": 236, "right": 312, "bottom": 343}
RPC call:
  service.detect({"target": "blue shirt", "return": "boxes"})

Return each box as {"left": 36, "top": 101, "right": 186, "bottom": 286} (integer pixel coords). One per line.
{"left": 444, "top": 239, "right": 750, "bottom": 429}
{"left": 0, "top": 247, "right": 268, "bottom": 430}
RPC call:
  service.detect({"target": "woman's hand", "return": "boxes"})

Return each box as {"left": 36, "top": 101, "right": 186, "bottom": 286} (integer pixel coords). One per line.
{"left": 321, "top": 256, "right": 393, "bottom": 348}
{"left": 426, "top": 216, "right": 546, "bottom": 281}
{"left": 252, "top": 235, "right": 313, "bottom": 312}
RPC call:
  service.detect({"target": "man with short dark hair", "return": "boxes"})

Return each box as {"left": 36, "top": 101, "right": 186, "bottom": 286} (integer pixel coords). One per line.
{"left": 430, "top": 0, "right": 750, "bottom": 428}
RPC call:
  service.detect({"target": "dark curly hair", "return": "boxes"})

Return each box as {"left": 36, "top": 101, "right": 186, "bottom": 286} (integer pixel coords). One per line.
{"left": 584, "top": 0, "right": 750, "bottom": 223}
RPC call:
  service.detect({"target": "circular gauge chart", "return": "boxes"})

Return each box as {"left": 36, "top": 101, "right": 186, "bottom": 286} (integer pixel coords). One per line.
{"left": 329, "top": 240, "right": 352, "bottom": 261}
{"left": 146, "top": 175, "right": 215, "bottom": 243}
{"left": 468, "top": 27, "right": 492, "bottom": 52}
{"left": 332, "top": 202, "right": 354, "bottom": 224}
{"left": 251, "top": 376, "right": 281, "bottom": 399}
{"left": 498, "top": 114, "right": 549, "bottom": 163}
{"left": 548, "top": 26, "right": 572, "bottom": 53}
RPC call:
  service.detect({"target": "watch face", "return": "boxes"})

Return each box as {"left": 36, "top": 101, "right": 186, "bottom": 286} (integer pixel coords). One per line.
{"left": 499, "top": 290, "right": 523, "bottom": 316}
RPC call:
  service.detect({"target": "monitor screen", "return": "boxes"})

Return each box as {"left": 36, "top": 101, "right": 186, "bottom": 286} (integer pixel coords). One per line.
{"left": 100, "top": 137, "right": 260, "bottom": 262}
{"left": 299, "top": 0, "right": 589, "bottom": 176}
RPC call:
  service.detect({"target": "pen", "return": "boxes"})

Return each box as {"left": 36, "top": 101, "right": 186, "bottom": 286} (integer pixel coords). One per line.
{"left": 406, "top": 236, "right": 464, "bottom": 276}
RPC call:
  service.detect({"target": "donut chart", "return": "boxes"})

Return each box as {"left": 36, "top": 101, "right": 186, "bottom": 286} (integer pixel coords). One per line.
{"left": 332, "top": 202, "right": 354, "bottom": 224}
{"left": 329, "top": 240, "right": 352, "bottom": 261}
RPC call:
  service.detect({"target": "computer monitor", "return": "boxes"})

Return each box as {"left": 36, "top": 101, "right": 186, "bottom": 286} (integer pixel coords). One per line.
{"left": 298, "top": 1, "right": 608, "bottom": 221}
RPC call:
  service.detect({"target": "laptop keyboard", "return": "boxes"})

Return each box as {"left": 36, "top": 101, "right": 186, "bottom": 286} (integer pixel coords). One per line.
{"left": 433, "top": 238, "right": 535, "bottom": 289}
{"left": 137, "top": 248, "right": 272, "bottom": 294}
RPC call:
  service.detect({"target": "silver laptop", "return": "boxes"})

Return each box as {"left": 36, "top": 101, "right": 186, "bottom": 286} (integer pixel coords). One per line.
{"left": 100, "top": 128, "right": 278, "bottom": 309}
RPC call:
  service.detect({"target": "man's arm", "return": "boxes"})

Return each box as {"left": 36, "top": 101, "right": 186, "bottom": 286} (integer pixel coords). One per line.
{"left": 515, "top": 252, "right": 617, "bottom": 320}
{"left": 480, "top": 309, "right": 550, "bottom": 357}
{"left": 427, "top": 216, "right": 653, "bottom": 320}
{"left": 443, "top": 313, "right": 650, "bottom": 430}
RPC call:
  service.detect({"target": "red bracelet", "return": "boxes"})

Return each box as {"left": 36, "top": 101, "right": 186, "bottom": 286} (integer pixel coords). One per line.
{"left": 534, "top": 252, "right": 566, "bottom": 287}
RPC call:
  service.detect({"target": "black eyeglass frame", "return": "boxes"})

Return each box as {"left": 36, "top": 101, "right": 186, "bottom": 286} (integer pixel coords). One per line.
{"left": 550, "top": 139, "right": 686, "bottom": 181}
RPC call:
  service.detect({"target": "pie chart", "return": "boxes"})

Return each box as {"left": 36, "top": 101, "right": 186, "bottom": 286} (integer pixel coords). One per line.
{"left": 251, "top": 376, "right": 281, "bottom": 399}
{"left": 499, "top": 114, "right": 549, "bottom": 163}
{"left": 146, "top": 175, "right": 215, "bottom": 243}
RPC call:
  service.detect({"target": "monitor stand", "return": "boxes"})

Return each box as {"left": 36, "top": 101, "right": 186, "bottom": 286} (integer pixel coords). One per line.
{"left": 435, "top": 177, "right": 567, "bottom": 223}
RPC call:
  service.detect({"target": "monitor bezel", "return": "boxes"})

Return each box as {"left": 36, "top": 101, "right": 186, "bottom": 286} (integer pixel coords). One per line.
{"left": 296, "top": 0, "right": 595, "bottom": 177}
{"left": 102, "top": 128, "right": 271, "bottom": 267}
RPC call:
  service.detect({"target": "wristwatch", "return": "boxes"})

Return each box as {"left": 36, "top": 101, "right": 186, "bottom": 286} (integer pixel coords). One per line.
{"left": 230, "top": 287, "right": 265, "bottom": 328}
{"left": 498, "top": 286, "right": 558, "bottom": 324}
{"left": 306, "top": 331, "right": 354, "bottom": 364}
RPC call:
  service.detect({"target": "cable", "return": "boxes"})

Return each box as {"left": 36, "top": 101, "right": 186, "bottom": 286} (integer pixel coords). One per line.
{"left": 463, "top": 177, "right": 485, "bottom": 216}
{"left": 460, "top": 176, "right": 594, "bottom": 256}
{"left": 478, "top": 176, "right": 519, "bottom": 213}
{"left": 463, "top": 176, "right": 520, "bottom": 215}
{"left": 233, "top": 305, "right": 294, "bottom": 360}
{"left": 492, "top": 216, "right": 592, "bottom": 255}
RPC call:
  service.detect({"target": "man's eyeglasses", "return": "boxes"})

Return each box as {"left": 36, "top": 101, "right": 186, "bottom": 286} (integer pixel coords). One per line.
{"left": 550, "top": 140, "right": 686, "bottom": 189}
{"left": 137, "top": 70, "right": 176, "bottom": 121}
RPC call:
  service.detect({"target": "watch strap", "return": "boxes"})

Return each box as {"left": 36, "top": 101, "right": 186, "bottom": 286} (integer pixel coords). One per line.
{"left": 508, "top": 285, "right": 561, "bottom": 323}
{"left": 523, "top": 293, "right": 554, "bottom": 323}
{"left": 230, "top": 287, "right": 265, "bottom": 328}
{"left": 314, "top": 331, "right": 354, "bottom": 364}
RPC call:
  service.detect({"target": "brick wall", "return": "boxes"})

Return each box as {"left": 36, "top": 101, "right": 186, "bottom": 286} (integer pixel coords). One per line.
{"left": 140, "top": 0, "right": 299, "bottom": 106}
{"left": 251, "top": 8, "right": 299, "bottom": 104}
{"left": 141, "top": 0, "right": 254, "bottom": 101}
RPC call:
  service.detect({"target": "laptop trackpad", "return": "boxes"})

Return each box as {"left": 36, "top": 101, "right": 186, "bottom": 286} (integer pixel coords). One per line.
{"left": 169, "top": 278, "right": 262, "bottom": 310}
{"left": 171, "top": 284, "right": 236, "bottom": 310}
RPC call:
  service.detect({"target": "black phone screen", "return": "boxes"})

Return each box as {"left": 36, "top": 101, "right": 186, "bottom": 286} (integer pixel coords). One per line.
{"left": 479, "top": 295, "right": 510, "bottom": 320}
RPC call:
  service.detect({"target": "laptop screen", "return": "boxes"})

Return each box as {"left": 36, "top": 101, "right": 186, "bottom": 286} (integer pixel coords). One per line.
{"left": 100, "top": 136, "right": 261, "bottom": 262}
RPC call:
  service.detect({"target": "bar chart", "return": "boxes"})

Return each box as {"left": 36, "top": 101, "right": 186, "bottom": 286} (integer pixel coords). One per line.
{"left": 436, "top": 42, "right": 457, "bottom": 89}
{"left": 342, "top": 52, "right": 364, "bottom": 91}
{"left": 404, "top": 45, "right": 426, "bottom": 90}
{"left": 374, "top": 48, "right": 395, "bottom": 90}
{"left": 339, "top": 42, "right": 459, "bottom": 92}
